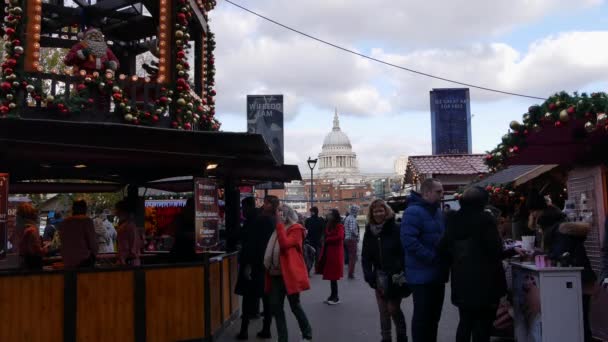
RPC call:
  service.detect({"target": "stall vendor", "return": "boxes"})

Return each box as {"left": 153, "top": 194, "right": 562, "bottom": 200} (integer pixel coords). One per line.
{"left": 59, "top": 200, "right": 98, "bottom": 268}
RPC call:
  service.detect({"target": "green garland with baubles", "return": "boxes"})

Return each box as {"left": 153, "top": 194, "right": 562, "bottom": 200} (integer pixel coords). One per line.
{"left": 485, "top": 91, "right": 608, "bottom": 171}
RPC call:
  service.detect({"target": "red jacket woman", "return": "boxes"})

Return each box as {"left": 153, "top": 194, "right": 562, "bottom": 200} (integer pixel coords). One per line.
{"left": 264, "top": 204, "right": 313, "bottom": 342}
{"left": 320, "top": 209, "right": 345, "bottom": 304}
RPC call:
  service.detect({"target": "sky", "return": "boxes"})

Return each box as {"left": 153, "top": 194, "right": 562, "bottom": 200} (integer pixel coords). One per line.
{"left": 208, "top": 0, "right": 608, "bottom": 174}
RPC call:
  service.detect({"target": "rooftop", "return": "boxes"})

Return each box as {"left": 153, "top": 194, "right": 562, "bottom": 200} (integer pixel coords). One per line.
{"left": 406, "top": 154, "right": 488, "bottom": 177}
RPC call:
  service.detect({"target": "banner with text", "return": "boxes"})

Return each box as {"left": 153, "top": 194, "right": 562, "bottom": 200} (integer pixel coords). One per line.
{"left": 247, "top": 95, "right": 285, "bottom": 190}
{"left": 430, "top": 88, "right": 472, "bottom": 155}
{"left": 194, "top": 178, "right": 220, "bottom": 250}
{"left": 0, "top": 174, "right": 8, "bottom": 259}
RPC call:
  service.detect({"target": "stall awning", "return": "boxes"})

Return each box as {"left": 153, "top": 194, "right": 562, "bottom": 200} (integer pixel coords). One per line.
{"left": 474, "top": 165, "right": 558, "bottom": 188}
{"left": 0, "top": 118, "right": 301, "bottom": 189}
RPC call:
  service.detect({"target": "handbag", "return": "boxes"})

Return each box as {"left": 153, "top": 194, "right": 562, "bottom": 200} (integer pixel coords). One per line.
{"left": 376, "top": 235, "right": 411, "bottom": 298}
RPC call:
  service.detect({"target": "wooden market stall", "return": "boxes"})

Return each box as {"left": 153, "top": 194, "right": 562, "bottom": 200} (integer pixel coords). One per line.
{"left": 0, "top": 0, "right": 303, "bottom": 340}
{"left": 485, "top": 91, "right": 608, "bottom": 340}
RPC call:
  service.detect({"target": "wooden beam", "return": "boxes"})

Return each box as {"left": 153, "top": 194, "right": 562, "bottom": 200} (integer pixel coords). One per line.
{"left": 188, "top": 0, "right": 208, "bottom": 34}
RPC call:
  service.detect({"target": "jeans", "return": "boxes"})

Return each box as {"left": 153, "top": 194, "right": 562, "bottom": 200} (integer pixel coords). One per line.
{"left": 345, "top": 239, "right": 358, "bottom": 277}
{"left": 411, "top": 283, "right": 445, "bottom": 342}
{"left": 375, "top": 290, "right": 408, "bottom": 341}
{"left": 269, "top": 276, "right": 312, "bottom": 342}
{"left": 456, "top": 306, "right": 496, "bottom": 342}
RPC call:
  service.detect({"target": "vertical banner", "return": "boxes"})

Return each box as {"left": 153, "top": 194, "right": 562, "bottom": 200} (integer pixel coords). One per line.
{"left": 430, "top": 88, "right": 472, "bottom": 155}
{"left": 194, "top": 178, "right": 220, "bottom": 250}
{"left": 0, "top": 174, "right": 8, "bottom": 259}
{"left": 247, "top": 95, "right": 285, "bottom": 190}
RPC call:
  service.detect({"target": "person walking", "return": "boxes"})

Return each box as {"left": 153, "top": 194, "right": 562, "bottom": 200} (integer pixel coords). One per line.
{"left": 362, "top": 199, "right": 409, "bottom": 342}
{"left": 344, "top": 205, "right": 360, "bottom": 279}
{"left": 264, "top": 204, "right": 312, "bottom": 342}
{"left": 235, "top": 197, "right": 265, "bottom": 340}
{"left": 439, "top": 187, "right": 524, "bottom": 342}
{"left": 304, "top": 207, "right": 325, "bottom": 262}
{"left": 59, "top": 199, "right": 98, "bottom": 268}
{"left": 539, "top": 206, "right": 597, "bottom": 342}
{"left": 319, "top": 209, "right": 345, "bottom": 304}
{"left": 401, "top": 178, "right": 446, "bottom": 342}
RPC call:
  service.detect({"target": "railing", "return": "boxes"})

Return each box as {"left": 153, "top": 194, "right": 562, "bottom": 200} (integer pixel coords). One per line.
{"left": 19, "top": 72, "right": 167, "bottom": 125}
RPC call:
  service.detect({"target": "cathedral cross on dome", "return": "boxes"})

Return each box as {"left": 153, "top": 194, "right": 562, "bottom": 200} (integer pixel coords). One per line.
{"left": 333, "top": 108, "right": 341, "bottom": 131}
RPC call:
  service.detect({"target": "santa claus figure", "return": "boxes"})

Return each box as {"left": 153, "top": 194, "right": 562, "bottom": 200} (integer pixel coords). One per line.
{"left": 64, "top": 28, "right": 119, "bottom": 74}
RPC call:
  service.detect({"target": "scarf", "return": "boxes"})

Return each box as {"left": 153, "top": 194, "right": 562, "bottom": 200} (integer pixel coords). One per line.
{"left": 264, "top": 230, "right": 281, "bottom": 275}
{"left": 369, "top": 222, "right": 384, "bottom": 236}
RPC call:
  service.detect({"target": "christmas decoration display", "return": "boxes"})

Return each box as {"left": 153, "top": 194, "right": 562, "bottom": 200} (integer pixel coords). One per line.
{"left": 0, "top": 0, "right": 220, "bottom": 131}
{"left": 63, "top": 28, "right": 119, "bottom": 74}
{"left": 0, "top": 0, "right": 42, "bottom": 117}
{"left": 485, "top": 91, "right": 608, "bottom": 171}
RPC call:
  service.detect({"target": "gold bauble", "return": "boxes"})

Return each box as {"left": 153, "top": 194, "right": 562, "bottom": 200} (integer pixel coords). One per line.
{"left": 186, "top": 102, "right": 194, "bottom": 109}
{"left": 175, "top": 40, "right": 183, "bottom": 46}
{"left": 125, "top": 106, "right": 132, "bottom": 113}
{"left": 597, "top": 113, "right": 608, "bottom": 126}
{"left": 177, "top": 98, "right": 186, "bottom": 106}
{"left": 46, "top": 95, "right": 55, "bottom": 102}
{"left": 175, "top": 30, "right": 184, "bottom": 38}
{"left": 156, "top": 108, "right": 163, "bottom": 115}
{"left": 112, "top": 86, "right": 121, "bottom": 93}
{"left": 509, "top": 121, "right": 521, "bottom": 130}
{"left": 124, "top": 114, "right": 134, "bottom": 122}
{"left": 84, "top": 77, "right": 92, "bottom": 83}
{"left": 6, "top": 94, "right": 14, "bottom": 100}
{"left": 98, "top": 82, "right": 106, "bottom": 89}
{"left": 559, "top": 109, "right": 569, "bottom": 122}
{"left": 8, "top": 102, "right": 16, "bottom": 109}
{"left": 12, "top": 81, "right": 19, "bottom": 88}
{"left": 119, "top": 102, "right": 126, "bottom": 108}
{"left": 544, "top": 112, "right": 553, "bottom": 120}
{"left": 178, "top": 71, "right": 185, "bottom": 77}
{"left": 584, "top": 122, "right": 595, "bottom": 133}
{"left": 176, "top": 64, "right": 183, "bottom": 70}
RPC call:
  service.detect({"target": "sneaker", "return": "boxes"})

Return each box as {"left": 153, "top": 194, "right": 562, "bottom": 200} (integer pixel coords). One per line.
{"left": 327, "top": 298, "right": 340, "bottom": 305}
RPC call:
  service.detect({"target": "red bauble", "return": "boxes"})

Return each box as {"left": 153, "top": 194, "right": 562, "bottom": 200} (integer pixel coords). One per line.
{"left": 567, "top": 106, "right": 575, "bottom": 115}
{"left": 0, "top": 106, "right": 8, "bottom": 113}
{"left": 133, "top": 119, "right": 140, "bottom": 125}
{"left": 159, "top": 96, "right": 168, "bottom": 104}
{"left": 485, "top": 186, "right": 493, "bottom": 192}
{"left": 523, "top": 130, "right": 529, "bottom": 136}
{"left": 485, "top": 154, "right": 492, "bottom": 160}
{"left": 34, "top": 96, "right": 41, "bottom": 102}
{"left": 144, "top": 112, "right": 151, "bottom": 117}
{"left": 177, "top": 13, "right": 187, "bottom": 23}
{"left": 197, "top": 106, "right": 203, "bottom": 112}
{"left": 177, "top": 86, "right": 183, "bottom": 91}
{"left": 57, "top": 103, "right": 65, "bottom": 110}
{"left": 513, "top": 146, "right": 519, "bottom": 153}
{"left": 5, "top": 28, "right": 15, "bottom": 36}
{"left": 177, "top": 51, "right": 185, "bottom": 59}
{"left": 548, "top": 103, "right": 557, "bottom": 110}
{"left": 88, "top": 98, "right": 95, "bottom": 104}
{"left": 77, "top": 84, "right": 86, "bottom": 91}
{"left": 554, "top": 121, "right": 562, "bottom": 127}
{"left": 210, "top": 89, "right": 216, "bottom": 96}
{"left": 171, "top": 121, "right": 178, "bottom": 128}
{"left": 184, "top": 122, "right": 192, "bottom": 130}
{"left": 12, "top": 39, "right": 20, "bottom": 46}
{"left": 5, "top": 59, "right": 17, "bottom": 68}
{"left": 3, "top": 68, "right": 13, "bottom": 75}
{"left": 152, "top": 115, "right": 159, "bottom": 122}
{"left": 61, "top": 109, "right": 69, "bottom": 115}
{"left": 1, "top": 82, "right": 12, "bottom": 91}
{"left": 177, "top": 78, "right": 187, "bottom": 86}
{"left": 112, "top": 93, "right": 122, "bottom": 101}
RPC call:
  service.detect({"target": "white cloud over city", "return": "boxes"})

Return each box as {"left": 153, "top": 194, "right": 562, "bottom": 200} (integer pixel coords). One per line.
{"left": 210, "top": 0, "right": 608, "bottom": 173}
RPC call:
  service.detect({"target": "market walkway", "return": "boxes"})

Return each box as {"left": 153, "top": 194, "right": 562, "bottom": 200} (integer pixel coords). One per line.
{"left": 217, "top": 263, "right": 461, "bottom": 342}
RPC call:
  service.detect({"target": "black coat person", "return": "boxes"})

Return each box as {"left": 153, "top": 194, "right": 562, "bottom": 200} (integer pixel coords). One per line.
{"left": 439, "top": 187, "right": 520, "bottom": 342}
{"left": 235, "top": 195, "right": 279, "bottom": 340}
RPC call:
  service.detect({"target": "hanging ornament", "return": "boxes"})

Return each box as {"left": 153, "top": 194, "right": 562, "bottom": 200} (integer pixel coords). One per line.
{"left": 46, "top": 95, "right": 55, "bottom": 102}
{"left": 8, "top": 103, "right": 16, "bottom": 109}
{"left": 25, "top": 84, "right": 34, "bottom": 93}
{"left": 508, "top": 191, "right": 516, "bottom": 197}
{"left": 177, "top": 98, "right": 186, "bottom": 106}
{"left": 533, "top": 124, "right": 541, "bottom": 132}
{"left": 544, "top": 112, "right": 553, "bottom": 121}
{"left": 13, "top": 46, "right": 23, "bottom": 54}
{"left": 548, "top": 103, "right": 557, "bottom": 110}
{"left": 567, "top": 106, "right": 575, "bottom": 115}
{"left": 554, "top": 121, "right": 562, "bottom": 127}
{"left": 559, "top": 109, "right": 569, "bottom": 122}
{"left": 175, "top": 30, "right": 184, "bottom": 38}
{"left": 6, "top": 94, "right": 14, "bottom": 101}
{"left": 509, "top": 121, "right": 521, "bottom": 130}
{"left": 597, "top": 113, "right": 607, "bottom": 126}
{"left": 124, "top": 114, "right": 134, "bottom": 122}
{"left": 584, "top": 122, "right": 595, "bottom": 133}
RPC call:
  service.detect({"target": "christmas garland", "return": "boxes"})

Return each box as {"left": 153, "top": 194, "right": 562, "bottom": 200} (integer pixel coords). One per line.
{"left": 0, "top": 0, "right": 43, "bottom": 116}
{"left": 1, "top": 0, "right": 220, "bottom": 131}
{"left": 485, "top": 91, "right": 608, "bottom": 171}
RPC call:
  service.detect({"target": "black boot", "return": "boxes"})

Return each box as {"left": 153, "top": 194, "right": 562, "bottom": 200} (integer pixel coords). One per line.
{"left": 236, "top": 318, "right": 249, "bottom": 340}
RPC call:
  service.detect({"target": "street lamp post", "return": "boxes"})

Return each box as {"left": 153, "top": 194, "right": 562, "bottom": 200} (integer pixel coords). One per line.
{"left": 307, "top": 157, "right": 318, "bottom": 211}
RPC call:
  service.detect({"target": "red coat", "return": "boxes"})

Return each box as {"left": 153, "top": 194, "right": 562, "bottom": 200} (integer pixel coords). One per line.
{"left": 265, "top": 222, "right": 311, "bottom": 295}
{"left": 321, "top": 224, "right": 345, "bottom": 281}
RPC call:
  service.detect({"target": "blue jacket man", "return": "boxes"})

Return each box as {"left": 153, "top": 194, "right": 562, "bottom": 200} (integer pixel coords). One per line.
{"left": 401, "top": 178, "right": 446, "bottom": 342}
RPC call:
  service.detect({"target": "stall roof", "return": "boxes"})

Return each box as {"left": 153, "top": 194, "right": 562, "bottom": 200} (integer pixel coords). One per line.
{"left": 0, "top": 119, "right": 301, "bottom": 190}
{"left": 474, "top": 165, "right": 558, "bottom": 188}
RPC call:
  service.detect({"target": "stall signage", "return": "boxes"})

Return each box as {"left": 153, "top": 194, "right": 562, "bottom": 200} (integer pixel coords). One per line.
{"left": 0, "top": 174, "right": 8, "bottom": 259}
{"left": 194, "top": 178, "right": 220, "bottom": 249}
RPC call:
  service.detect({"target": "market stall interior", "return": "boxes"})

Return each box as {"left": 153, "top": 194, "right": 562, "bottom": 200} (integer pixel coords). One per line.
{"left": 479, "top": 91, "right": 608, "bottom": 341}
{"left": 0, "top": 0, "right": 302, "bottom": 341}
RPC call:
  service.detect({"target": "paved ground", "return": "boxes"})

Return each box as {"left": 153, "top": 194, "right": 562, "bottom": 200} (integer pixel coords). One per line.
{"left": 217, "top": 262, "right": 461, "bottom": 342}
